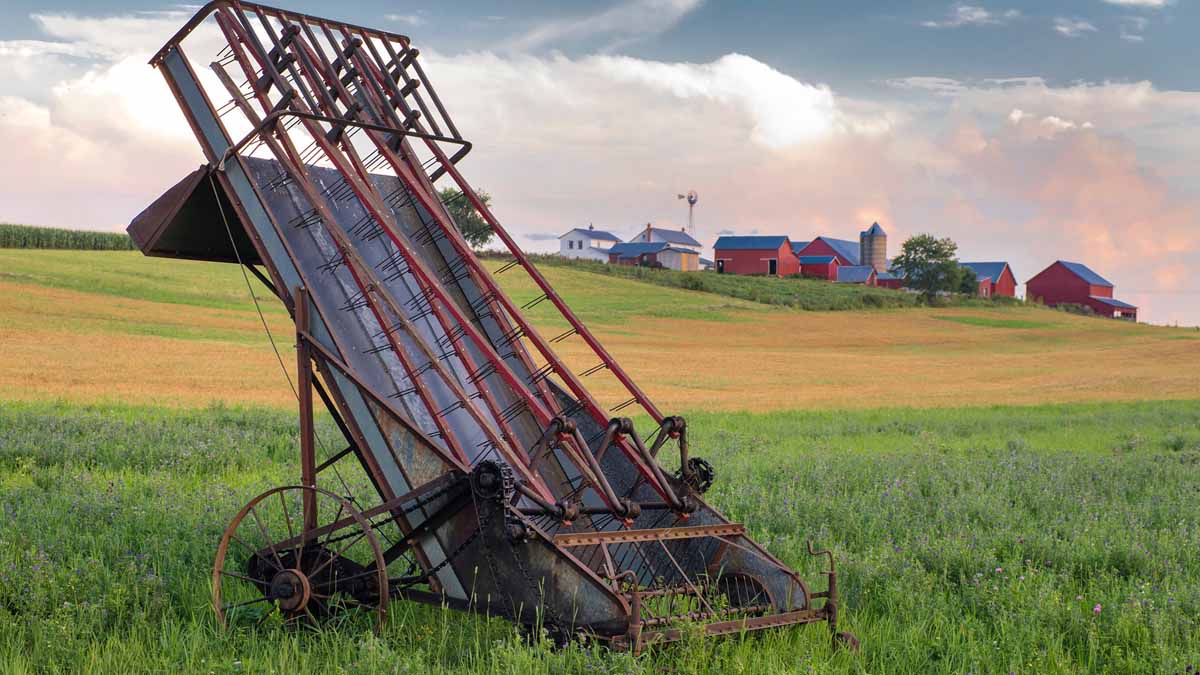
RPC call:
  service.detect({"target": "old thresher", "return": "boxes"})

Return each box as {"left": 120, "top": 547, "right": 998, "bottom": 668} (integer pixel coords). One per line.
{"left": 128, "top": 1, "right": 857, "bottom": 652}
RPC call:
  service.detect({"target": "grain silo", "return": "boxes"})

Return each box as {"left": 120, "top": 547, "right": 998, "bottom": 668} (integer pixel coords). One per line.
{"left": 859, "top": 222, "right": 887, "bottom": 273}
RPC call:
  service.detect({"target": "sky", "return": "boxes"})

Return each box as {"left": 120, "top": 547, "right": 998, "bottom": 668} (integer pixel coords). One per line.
{"left": 1, "top": 1, "right": 1198, "bottom": 325}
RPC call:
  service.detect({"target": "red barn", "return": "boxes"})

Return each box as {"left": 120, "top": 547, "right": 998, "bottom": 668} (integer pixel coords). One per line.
{"left": 1026, "top": 260, "right": 1137, "bottom": 320}
{"left": 793, "top": 236, "right": 861, "bottom": 266}
{"left": 797, "top": 255, "right": 839, "bottom": 280}
{"left": 960, "top": 262, "right": 1018, "bottom": 298}
{"left": 713, "top": 235, "right": 799, "bottom": 276}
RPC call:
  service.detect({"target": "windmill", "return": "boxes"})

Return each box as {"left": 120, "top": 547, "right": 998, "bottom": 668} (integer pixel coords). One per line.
{"left": 677, "top": 190, "right": 698, "bottom": 237}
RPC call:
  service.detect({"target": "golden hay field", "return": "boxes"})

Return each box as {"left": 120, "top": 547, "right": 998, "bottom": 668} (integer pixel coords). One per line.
{"left": 1, "top": 249, "right": 1197, "bottom": 412}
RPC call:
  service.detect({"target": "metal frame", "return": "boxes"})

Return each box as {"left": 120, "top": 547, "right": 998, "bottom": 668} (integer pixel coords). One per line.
{"left": 133, "top": 1, "right": 854, "bottom": 654}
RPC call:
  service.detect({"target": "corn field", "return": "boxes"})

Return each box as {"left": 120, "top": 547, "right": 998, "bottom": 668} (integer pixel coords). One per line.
{"left": 0, "top": 223, "right": 134, "bottom": 251}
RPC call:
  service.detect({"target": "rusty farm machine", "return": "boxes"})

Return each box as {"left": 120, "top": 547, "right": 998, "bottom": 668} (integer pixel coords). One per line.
{"left": 127, "top": 2, "right": 857, "bottom": 652}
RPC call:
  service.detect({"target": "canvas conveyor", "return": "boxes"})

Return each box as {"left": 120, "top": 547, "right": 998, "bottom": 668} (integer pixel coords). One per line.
{"left": 126, "top": 1, "right": 857, "bottom": 652}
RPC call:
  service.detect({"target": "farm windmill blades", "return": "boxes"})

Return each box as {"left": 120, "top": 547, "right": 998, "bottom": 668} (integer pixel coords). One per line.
{"left": 127, "top": 2, "right": 856, "bottom": 652}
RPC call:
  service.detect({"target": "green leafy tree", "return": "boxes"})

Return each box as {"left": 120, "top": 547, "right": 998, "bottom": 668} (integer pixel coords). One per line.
{"left": 891, "top": 234, "right": 963, "bottom": 300}
{"left": 438, "top": 186, "right": 493, "bottom": 249}
{"left": 957, "top": 265, "right": 978, "bottom": 295}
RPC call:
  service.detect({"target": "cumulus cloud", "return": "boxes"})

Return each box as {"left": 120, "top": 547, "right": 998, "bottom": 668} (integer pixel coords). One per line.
{"left": 0, "top": 9, "right": 1198, "bottom": 323}
{"left": 1053, "top": 18, "right": 1098, "bottom": 38}
{"left": 921, "top": 4, "right": 1021, "bottom": 29}
{"left": 507, "top": 0, "right": 702, "bottom": 51}
{"left": 386, "top": 14, "right": 426, "bottom": 27}
{"left": 1102, "top": 0, "right": 1169, "bottom": 7}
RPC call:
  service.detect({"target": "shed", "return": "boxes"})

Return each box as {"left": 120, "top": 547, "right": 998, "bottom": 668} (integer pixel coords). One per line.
{"left": 836, "top": 265, "right": 877, "bottom": 286}
{"left": 796, "top": 255, "right": 839, "bottom": 281}
{"left": 713, "top": 235, "right": 798, "bottom": 276}
{"left": 960, "top": 261, "right": 1017, "bottom": 298}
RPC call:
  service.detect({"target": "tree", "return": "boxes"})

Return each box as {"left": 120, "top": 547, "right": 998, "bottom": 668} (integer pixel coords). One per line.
{"left": 891, "top": 234, "right": 963, "bottom": 300}
{"left": 438, "top": 186, "right": 493, "bottom": 249}
{"left": 957, "top": 265, "right": 978, "bottom": 295}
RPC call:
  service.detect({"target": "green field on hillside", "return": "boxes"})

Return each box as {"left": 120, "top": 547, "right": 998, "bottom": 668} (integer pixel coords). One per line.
{"left": 2, "top": 400, "right": 1199, "bottom": 673}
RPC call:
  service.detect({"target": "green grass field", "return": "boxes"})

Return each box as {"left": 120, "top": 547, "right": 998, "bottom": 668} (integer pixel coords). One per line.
{"left": 2, "top": 400, "right": 1199, "bottom": 673}
{"left": 2, "top": 247, "right": 1200, "bottom": 672}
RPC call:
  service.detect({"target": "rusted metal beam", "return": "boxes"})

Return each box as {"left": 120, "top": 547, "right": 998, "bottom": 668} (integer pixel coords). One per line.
{"left": 555, "top": 523, "right": 745, "bottom": 547}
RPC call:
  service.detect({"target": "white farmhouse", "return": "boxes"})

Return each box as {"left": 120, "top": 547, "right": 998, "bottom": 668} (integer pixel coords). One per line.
{"left": 627, "top": 224, "right": 703, "bottom": 253}
{"left": 557, "top": 225, "right": 622, "bottom": 261}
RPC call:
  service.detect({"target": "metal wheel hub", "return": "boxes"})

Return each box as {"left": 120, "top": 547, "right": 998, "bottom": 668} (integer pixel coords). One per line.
{"left": 270, "top": 568, "right": 312, "bottom": 612}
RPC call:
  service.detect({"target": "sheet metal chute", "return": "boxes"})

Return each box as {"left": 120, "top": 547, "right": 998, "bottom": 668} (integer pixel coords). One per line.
{"left": 127, "top": 1, "right": 855, "bottom": 652}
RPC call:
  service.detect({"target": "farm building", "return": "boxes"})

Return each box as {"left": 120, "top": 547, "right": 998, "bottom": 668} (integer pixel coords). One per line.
{"left": 859, "top": 222, "right": 887, "bottom": 273}
{"left": 712, "top": 235, "right": 799, "bottom": 276}
{"left": 558, "top": 225, "right": 621, "bottom": 261}
{"left": 836, "top": 265, "right": 877, "bottom": 286}
{"left": 876, "top": 271, "right": 904, "bottom": 289}
{"left": 794, "top": 236, "right": 861, "bottom": 266}
{"left": 1026, "top": 260, "right": 1137, "bottom": 321}
{"left": 797, "top": 255, "right": 839, "bottom": 280}
{"left": 627, "top": 224, "right": 703, "bottom": 253}
{"left": 608, "top": 241, "right": 700, "bottom": 271}
{"left": 960, "top": 262, "right": 1017, "bottom": 298}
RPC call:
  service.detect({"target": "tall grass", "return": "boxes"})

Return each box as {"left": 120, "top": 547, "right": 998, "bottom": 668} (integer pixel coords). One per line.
{"left": 0, "top": 223, "right": 134, "bottom": 251}
{"left": 2, "top": 399, "right": 1199, "bottom": 673}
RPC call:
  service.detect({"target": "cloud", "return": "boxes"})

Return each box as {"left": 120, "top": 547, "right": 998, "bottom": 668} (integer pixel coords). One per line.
{"left": 1053, "top": 18, "right": 1098, "bottom": 38}
{"left": 1102, "top": 0, "right": 1169, "bottom": 7}
{"left": 921, "top": 4, "right": 1021, "bottom": 29}
{"left": 0, "top": 10, "right": 1198, "bottom": 323}
{"left": 507, "top": 0, "right": 702, "bottom": 51}
{"left": 386, "top": 14, "right": 426, "bottom": 27}
{"left": 1120, "top": 16, "right": 1149, "bottom": 42}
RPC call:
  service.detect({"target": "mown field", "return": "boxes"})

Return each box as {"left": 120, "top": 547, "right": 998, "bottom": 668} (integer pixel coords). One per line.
{"left": 2, "top": 400, "right": 1199, "bottom": 673}
{"left": 1, "top": 249, "right": 1197, "bottom": 411}
{"left": 2, "top": 247, "right": 1199, "bottom": 673}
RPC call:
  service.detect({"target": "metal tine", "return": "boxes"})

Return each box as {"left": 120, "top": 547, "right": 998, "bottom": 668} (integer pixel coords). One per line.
{"left": 521, "top": 293, "right": 548, "bottom": 310}
{"left": 390, "top": 385, "right": 418, "bottom": 400}
{"left": 611, "top": 397, "right": 639, "bottom": 413}
{"left": 529, "top": 363, "right": 555, "bottom": 387}
{"left": 381, "top": 263, "right": 410, "bottom": 284}
{"left": 348, "top": 213, "right": 376, "bottom": 237}
{"left": 559, "top": 399, "right": 586, "bottom": 419}
{"left": 376, "top": 249, "right": 408, "bottom": 273}
{"left": 497, "top": 326, "right": 524, "bottom": 348}
{"left": 466, "top": 362, "right": 496, "bottom": 386}
{"left": 549, "top": 328, "right": 577, "bottom": 344}
{"left": 264, "top": 171, "right": 293, "bottom": 191}
{"left": 499, "top": 400, "right": 529, "bottom": 424}
{"left": 435, "top": 324, "right": 467, "bottom": 351}
{"left": 437, "top": 257, "right": 471, "bottom": 285}
{"left": 364, "top": 341, "right": 393, "bottom": 355}
{"left": 372, "top": 320, "right": 406, "bottom": 340}
{"left": 436, "top": 401, "right": 465, "bottom": 418}
{"left": 579, "top": 362, "right": 608, "bottom": 378}
{"left": 413, "top": 225, "right": 447, "bottom": 247}
{"left": 317, "top": 252, "right": 346, "bottom": 273}
{"left": 493, "top": 259, "right": 520, "bottom": 275}
{"left": 340, "top": 290, "right": 370, "bottom": 312}
{"left": 288, "top": 208, "right": 322, "bottom": 229}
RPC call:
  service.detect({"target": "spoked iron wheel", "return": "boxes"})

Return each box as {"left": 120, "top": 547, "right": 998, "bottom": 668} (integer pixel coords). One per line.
{"left": 212, "top": 485, "right": 389, "bottom": 632}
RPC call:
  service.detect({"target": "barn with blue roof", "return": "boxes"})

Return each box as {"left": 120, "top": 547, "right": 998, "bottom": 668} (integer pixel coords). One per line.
{"left": 1026, "top": 260, "right": 1137, "bottom": 321}
{"left": 960, "top": 261, "right": 1018, "bottom": 298}
{"left": 713, "top": 235, "right": 799, "bottom": 276}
